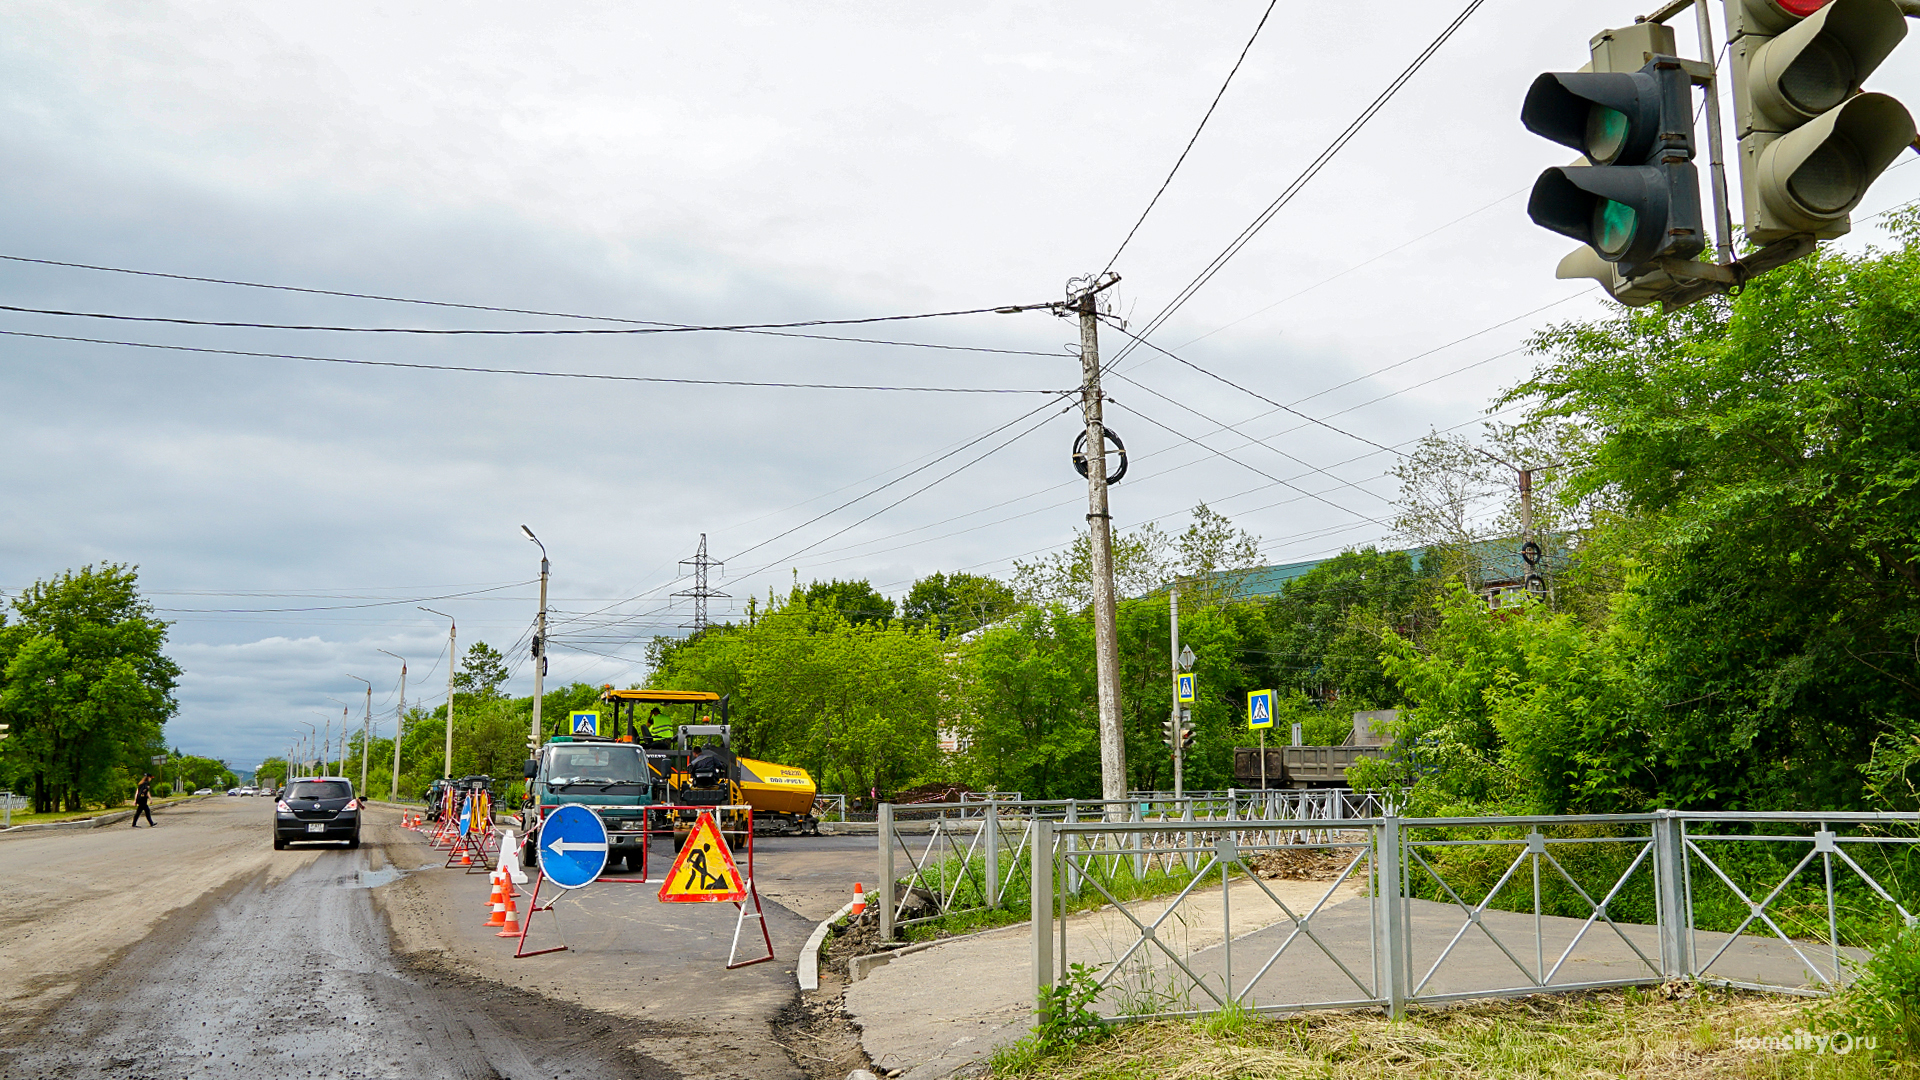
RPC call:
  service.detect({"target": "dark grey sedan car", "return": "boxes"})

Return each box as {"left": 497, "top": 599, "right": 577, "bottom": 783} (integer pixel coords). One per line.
{"left": 273, "top": 777, "right": 361, "bottom": 849}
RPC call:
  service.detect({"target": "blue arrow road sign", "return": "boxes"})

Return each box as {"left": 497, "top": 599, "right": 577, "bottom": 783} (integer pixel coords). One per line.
{"left": 1248, "top": 689, "right": 1275, "bottom": 730}
{"left": 537, "top": 803, "right": 608, "bottom": 889}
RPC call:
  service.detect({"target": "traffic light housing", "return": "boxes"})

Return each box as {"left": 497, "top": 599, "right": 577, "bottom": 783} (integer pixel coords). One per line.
{"left": 1523, "top": 53, "right": 1705, "bottom": 278}
{"left": 1180, "top": 726, "right": 1195, "bottom": 752}
{"left": 1727, "top": 0, "right": 1915, "bottom": 243}
{"left": 1163, "top": 714, "right": 1177, "bottom": 749}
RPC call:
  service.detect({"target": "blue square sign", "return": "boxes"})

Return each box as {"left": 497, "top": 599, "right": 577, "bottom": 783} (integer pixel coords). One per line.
{"left": 1247, "top": 689, "right": 1275, "bottom": 730}
{"left": 570, "top": 711, "right": 598, "bottom": 736}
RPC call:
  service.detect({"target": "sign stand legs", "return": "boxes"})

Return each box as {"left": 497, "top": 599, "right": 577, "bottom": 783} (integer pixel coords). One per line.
{"left": 725, "top": 876, "right": 775, "bottom": 969}
{"left": 514, "top": 870, "right": 569, "bottom": 958}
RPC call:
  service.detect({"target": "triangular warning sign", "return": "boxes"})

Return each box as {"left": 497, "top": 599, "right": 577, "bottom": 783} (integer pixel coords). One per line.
{"left": 658, "top": 811, "right": 748, "bottom": 903}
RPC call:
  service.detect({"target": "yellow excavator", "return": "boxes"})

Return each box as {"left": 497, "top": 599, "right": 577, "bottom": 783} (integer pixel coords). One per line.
{"left": 599, "top": 688, "right": 821, "bottom": 839}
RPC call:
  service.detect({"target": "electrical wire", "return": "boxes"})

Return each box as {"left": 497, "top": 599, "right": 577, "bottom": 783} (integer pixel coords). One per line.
{"left": 0, "top": 300, "right": 1060, "bottom": 356}
{"left": 1103, "top": 0, "right": 1281, "bottom": 274}
{"left": 1105, "top": 398, "right": 1391, "bottom": 528}
{"left": 1104, "top": 317, "right": 1404, "bottom": 458}
{"left": 726, "top": 396, "right": 1072, "bottom": 584}
{"left": 0, "top": 329, "right": 1065, "bottom": 393}
{"left": 1110, "top": 0, "right": 1490, "bottom": 369}
{"left": 724, "top": 391, "right": 1075, "bottom": 564}
{"left": 151, "top": 579, "right": 535, "bottom": 613}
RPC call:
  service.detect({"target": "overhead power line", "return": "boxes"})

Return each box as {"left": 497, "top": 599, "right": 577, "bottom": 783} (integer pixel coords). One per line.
{"left": 0, "top": 329, "right": 1065, "bottom": 393}
{"left": 724, "top": 392, "right": 1075, "bottom": 564}
{"left": 0, "top": 300, "right": 1060, "bottom": 357}
{"left": 1103, "top": 0, "right": 1281, "bottom": 274}
{"left": 1105, "top": 398, "right": 1391, "bottom": 529}
{"left": 1112, "top": 0, "right": 1490, "bottom": 368}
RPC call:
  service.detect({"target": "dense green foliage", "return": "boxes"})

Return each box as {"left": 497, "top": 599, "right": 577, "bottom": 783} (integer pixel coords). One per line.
{"left": 0, "top": 565, "right": 180, "bottom": 812}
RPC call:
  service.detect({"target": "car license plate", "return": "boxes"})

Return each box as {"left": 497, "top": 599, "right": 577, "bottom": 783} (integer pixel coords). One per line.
{"left": 307, "top": 823, "right": 326, "bottom": 833}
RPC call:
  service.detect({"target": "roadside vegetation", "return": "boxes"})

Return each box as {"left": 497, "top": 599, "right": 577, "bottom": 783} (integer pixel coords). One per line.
{"left": 989, "top": 920, "right": 1920, "bottom": 1078}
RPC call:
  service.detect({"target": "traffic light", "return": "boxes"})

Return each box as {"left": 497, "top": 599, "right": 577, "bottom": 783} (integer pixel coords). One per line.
{"left": 1180, "top": 726, "right": 1196, "bottom": 752}
{"left": 1727, "top": 0, "right": 1915, "bottom": 244}
{"left": 1523, "top": 39, "right": 1704, "bottom": 279}
{"left": 1163, "top": 714, "right": 1177, "bottom": 749}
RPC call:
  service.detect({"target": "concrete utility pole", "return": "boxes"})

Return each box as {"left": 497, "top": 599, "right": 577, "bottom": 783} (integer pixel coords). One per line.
{"left": 1169, "top": 586, "right": 1182, "bottom": 799}
{"left": 421, "top": 607, "right": 456, "bottom": 780}
{"left": 346, "top": 675, "right": 371, "bottom": 794}
{"left": 379, "top": 649, "right": 406, "bottom": 801}
{"left": 1073, "top": 275, "right": 1128, "bottom": 812}
{"left": 522, "top": 526, "right": 548, "bottom": 754}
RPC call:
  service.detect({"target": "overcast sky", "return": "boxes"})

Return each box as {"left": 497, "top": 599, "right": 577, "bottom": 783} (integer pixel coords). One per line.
{"left": 5, "top": 1, "right": 1918, "bottom": 773}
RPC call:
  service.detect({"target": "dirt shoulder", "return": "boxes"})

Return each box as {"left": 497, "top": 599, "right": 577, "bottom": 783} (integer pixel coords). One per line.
{"left": 0, "top": 796, "right": 326, "bottom": 1039}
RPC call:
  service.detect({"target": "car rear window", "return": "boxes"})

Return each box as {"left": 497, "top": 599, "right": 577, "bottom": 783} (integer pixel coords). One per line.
{"left": 288, "top": 781, "right": 352, "bottom": 800}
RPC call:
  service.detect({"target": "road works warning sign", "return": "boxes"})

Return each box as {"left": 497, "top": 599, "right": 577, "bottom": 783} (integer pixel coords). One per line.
{"left": 657, "top": 811, "right": 747, "bottom": 903}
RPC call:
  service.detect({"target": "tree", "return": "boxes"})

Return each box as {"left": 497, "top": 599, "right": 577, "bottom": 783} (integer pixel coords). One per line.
{"left": 255, "top": 756, "right": 288, "bottom": 789}
{"left": 1173, "top": 503, "right": 1263, "bottom": 603}
{"left": 797, "top": 579, "right": 895, "bottom": 626}
{"left": 0, "top": 565, "right": 179, "bottom": 812}
{"left": 1262, "top": 547, "right": 1432, "bottom": 709}
{"left": 452, "top": 642, "right": 509, "bottom": 700}
{"left": 648, "top": 592, "right": 954, "bottom": 801}
{"left": 903, "top": 572, "right": 1019, "bottom": 638}
{"left": 1508, "top": 220, "right": 1920, "bottom": 810}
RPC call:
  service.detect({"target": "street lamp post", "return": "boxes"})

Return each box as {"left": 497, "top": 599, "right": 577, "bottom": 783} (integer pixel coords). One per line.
{"left": 324, "top": 698, "right": 351, "bottom": 775}
{"left": 299, "top": 721, "right": 316, "bottom": 777}
{"left": 521, "top": 526, "right": 549, "bottom": 756}
{"left": 378, "top": 649, "right": 407, "bottom": 802}
{"left": 345, "top": 675, "right": 371, "bottom": 794}
{"left": 420, "top": 607, "right": 456, "bottom": 781}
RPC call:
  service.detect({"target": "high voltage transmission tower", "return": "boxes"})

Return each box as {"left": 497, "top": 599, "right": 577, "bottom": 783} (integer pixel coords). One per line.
{"left": 674, "top": 534, "right": 728, "bottom": 633}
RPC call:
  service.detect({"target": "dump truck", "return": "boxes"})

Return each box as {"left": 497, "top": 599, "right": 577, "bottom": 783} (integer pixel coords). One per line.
{"left": 1232, "top": 710, "right": 1396, "bottom": 789}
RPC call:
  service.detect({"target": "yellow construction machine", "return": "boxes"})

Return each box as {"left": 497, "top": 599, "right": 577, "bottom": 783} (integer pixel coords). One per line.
{"left": 598, "top": 688, "right": 821, "bottom": 839}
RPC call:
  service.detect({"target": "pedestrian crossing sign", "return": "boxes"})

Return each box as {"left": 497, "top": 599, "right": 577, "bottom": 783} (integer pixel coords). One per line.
{"left": 570, "top": 711, "right": 598, "bottom": 736}
{"left": 1248, "top": 689, "right": 1275, "bottom": 730}
{"left": 658, "top": 811, "right": 748, "bottom": 903}
{"left": 1175, "top": 672, "right": 1196, "bottom": 704}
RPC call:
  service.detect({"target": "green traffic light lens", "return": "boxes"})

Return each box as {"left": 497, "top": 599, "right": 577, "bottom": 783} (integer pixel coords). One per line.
{"left": 1591, "top": 198, "right": 1637, "bottom": 258}
{"left": 1584, "top": 105, "right": 1630, "bottom": 165}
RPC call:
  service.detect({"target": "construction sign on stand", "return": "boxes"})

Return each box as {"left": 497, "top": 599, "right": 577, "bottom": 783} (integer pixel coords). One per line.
{"left": 658, "top": 811, "right": 747, "bottom": 903}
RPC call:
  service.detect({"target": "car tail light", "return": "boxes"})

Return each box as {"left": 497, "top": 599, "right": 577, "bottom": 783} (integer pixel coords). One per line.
{"left": 345, "top": 799, "right": 359, "bottom": 810}
{"left": 276, "top": 800, "right": 291, "bottom": 812}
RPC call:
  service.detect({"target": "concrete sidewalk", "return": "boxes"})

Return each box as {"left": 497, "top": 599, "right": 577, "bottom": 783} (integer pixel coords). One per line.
{"left": 845, "top": 876, "right": 1859, "bottom": 1079}
{"left": 845, "top": 874, "right": 1366, "bottom": 1079}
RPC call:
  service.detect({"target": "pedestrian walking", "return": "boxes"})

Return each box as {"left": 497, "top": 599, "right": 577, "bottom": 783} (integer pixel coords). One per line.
{"left": 131, "top": 774, "right": 155, "bottom": 827}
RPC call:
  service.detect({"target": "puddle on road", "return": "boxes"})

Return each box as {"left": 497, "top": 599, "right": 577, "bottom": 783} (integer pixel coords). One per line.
{"left": 354, "top": 866, "right": 404, "bottom": 888}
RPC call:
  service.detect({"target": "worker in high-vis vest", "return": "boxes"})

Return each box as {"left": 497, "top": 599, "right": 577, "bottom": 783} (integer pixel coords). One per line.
{"left": 648, "top": 706, "right": 675, "bottom": 743}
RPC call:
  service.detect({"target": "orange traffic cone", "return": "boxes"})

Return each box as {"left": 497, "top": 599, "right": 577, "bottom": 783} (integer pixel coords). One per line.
{"left": 495, "top": 892, "right": 521, "bottom": 937}
{"left": 851, "top": 882, "right": 866, "bottom": 917}
{"left": 485, "top": 879, "right": 508, "bottom": 927}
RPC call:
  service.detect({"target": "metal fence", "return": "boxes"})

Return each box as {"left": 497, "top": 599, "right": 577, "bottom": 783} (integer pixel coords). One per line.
{"left": 1025, "top": 809, "right": 1920, "bottom": 1023}
{"left": 874, "top": 793, "right": 1379, "bottom": 937}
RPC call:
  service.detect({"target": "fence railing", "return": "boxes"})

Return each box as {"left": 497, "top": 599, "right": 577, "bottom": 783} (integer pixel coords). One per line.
{"left": 1024, "top": 809, "right": 1920, "bottom": 1024}
{"left": 874, "top": 793, "right": 1375, "bottom": 937}
{"left": 814, "top": 794, "right": 848, "bottom": 822}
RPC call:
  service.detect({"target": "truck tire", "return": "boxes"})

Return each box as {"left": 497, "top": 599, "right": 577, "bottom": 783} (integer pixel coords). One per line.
{"left": 522, "top": 829, "right": 539, "bottom": 868}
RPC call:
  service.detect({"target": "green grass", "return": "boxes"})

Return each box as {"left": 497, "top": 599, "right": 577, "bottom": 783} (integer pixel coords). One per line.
{"left": 0, "top": 793, "right": 207, "bottom": 827}
{"left": 988, "top": 986, "right": 1906, "bottom": 1079}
